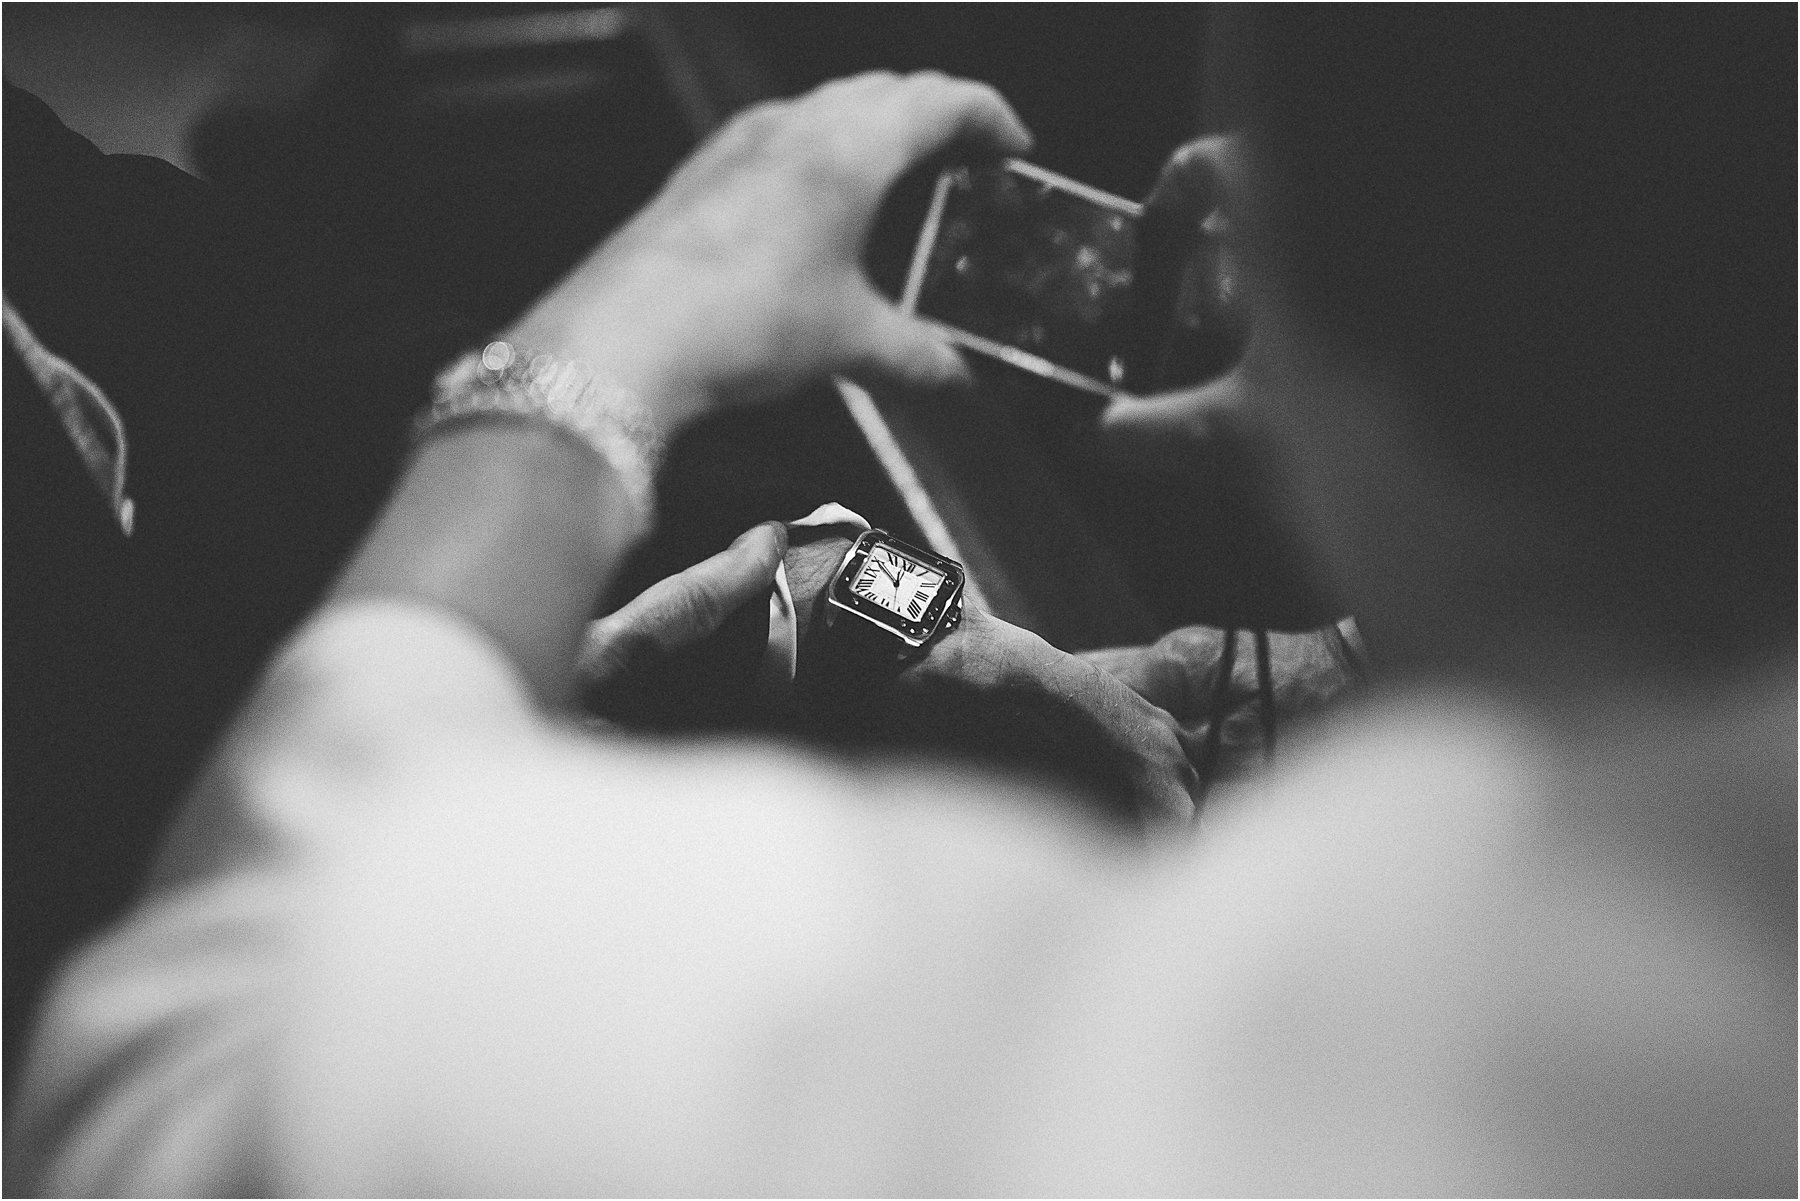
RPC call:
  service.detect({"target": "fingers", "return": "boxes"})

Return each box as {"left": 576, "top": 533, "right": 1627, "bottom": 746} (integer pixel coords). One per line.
{"left": 1128, "top": 135, "right": 1245, "bottom": 392}
{"left": 1143, "top": 135, "right": 1237, "bottom": 225}
{"left": 626, "top": 521, "right": 789, "bottom": 649}
{"left": 1081, "top": 626, "right": 1233, "bottom": 722}
{"left": 1078, "top": 645, "right": 1195, "bottom": 716}
{"left": 1024, "top": 630, "right": 1197, "bottom": 830}
{"left": 1135, "top": 142, "right": 1219, "bottom": 339}
{"left": 843, "top": 294, "right": 973, "bottom": 395}
{"left": 887, "top": 72, "right": 1033, "bottom": 168}
{"left": 1073, "top": 658, "right": 1198, "bottom": 830}
{"left": 579, "top": 522, "right": 788, "bottom": 689}
{"left": 1096, "top": 371, "right": 1248, "bottom": 483}
{"left": 795, "top": 71, "right": 1033, "bottom": 189}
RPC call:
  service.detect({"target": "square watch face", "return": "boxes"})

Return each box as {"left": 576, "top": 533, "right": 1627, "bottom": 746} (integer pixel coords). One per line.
{"left": 850, "top": 542, "right": 949, "bottom": 622}
{"left": 832, "top": 533, "right": 962, "bottom": 643}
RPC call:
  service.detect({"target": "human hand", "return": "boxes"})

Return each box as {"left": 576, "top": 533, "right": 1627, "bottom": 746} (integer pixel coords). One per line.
{"left": 784, "top": 531, "right": 1197, "bottom": 831}
{"left": 577, "top": 521, "right": 787, "bottom": 717}
{"left": 506, "top": 72, "right": 1033, "bottom": 431}
{"left": 1124, "top": 134, "right": 1248, "bottom": 397}
{"left": 1080, "top": 623, "right": 1364, "bottom": 789}
{"left": 1097, "top": 135, "right": 1339, "bottom": 630}
{"left": 895, "top": 607, "right": 1200, "bottom": 831}
{"left": 1109, "top": 134, "right": 1256, "bottom": 486}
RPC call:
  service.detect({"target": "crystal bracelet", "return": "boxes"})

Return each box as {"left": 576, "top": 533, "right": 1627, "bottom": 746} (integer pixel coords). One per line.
{"left": 415, "top": 340, "right": 665, "bottom": 528}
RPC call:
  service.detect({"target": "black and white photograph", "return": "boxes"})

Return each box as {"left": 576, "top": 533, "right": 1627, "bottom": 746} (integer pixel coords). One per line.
{"left": 4, "top": 4, "right": 1793, "bottom": 1195}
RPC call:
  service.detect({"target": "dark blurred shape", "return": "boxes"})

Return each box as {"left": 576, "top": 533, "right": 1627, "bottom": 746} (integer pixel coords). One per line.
{"left": 740, "top": 4, "right": 1208, "bottom": 198}
{"left": 193, "top": 5, "right": 695, "bottom": 328}
{"left": 4, "top": 78, "right": 479, "bottom": 1090}
{"left": 1124, "top": 138, "right": 1247, "bottom": 395}
{"left": 1234, "top": 5, "right": 1796, "bottom": 665}
{"left": 183, "top": 5, "right": 940, "bottom": 614}
{"left": 887, "top": 143, "right": 1329, "bottom": 634}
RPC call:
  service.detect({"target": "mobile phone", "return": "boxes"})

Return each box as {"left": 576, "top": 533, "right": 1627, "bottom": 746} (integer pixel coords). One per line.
{"left": 901, "top": 159, "right": 1142, "bottom": 399}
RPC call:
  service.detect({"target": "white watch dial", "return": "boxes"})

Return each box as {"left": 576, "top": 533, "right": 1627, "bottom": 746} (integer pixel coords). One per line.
{"left": 850, "top": 545, "right": 946, "bottom": 620}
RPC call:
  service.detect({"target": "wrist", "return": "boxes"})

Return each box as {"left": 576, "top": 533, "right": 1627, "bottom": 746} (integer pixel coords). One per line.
{"left": 892, "top": 606, "right": 1028, "bottom": 698}
{"left": 422, "top": 341, "right": 666, "bottom": 532}
{"left": 788, "top": 529, "right": 990, "bottom": 726}
{"left": 339, "top": 418, "right": 637, "bottom": 702}
{"left": 502, "top": 278, "right": 715, "bottom": 437}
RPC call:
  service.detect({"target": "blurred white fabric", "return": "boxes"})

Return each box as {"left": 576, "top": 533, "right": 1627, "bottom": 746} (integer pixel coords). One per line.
{"left": 8, "top": 600, "right": 1791, "bottom": 1195}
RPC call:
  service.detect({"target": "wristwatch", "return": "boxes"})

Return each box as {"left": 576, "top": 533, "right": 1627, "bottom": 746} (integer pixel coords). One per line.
{"left": 824, "top": 528, "right": 966, "bottom": 658}
{"left": 798, "top": 527, "right": 965, "bottom": 735}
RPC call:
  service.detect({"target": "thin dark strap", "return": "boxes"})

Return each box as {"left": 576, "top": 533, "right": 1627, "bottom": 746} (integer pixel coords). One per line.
{"left": 1253, "top": 628, "right": 1276, "bottom": 761}
{"left": 1194, "top": 627, "right": 1239, "bottom": 801}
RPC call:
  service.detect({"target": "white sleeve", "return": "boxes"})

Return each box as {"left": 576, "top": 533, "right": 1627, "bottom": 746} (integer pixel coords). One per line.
{"left": 7, "top": 591, "right": 1128, "bottom": 1197}
{"left": 5, "top": 600, "right": 539, "bottom": 1196}
{"left": 15, "top": 595, "right": 1744, "bottom": 1196}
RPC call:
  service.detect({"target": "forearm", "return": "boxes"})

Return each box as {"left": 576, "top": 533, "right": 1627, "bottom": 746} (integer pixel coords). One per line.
{"left": 332, "top": 419, "right": 648, "bottom": 706}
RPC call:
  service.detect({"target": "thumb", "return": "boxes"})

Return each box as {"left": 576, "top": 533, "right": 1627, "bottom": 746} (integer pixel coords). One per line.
{"left": 843, "top": 294, "right": 974, "bottom": 396}
{"left": 579, "top": 521, "right": 788, "bottom": 689}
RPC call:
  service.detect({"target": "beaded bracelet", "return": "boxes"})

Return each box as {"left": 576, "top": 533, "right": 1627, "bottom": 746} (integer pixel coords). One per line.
{"left": 415, "top": 340, "right": 666, "bottom": 527}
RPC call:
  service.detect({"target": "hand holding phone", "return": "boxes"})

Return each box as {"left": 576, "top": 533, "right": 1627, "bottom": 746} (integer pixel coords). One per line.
{"left": 899, "top": 147, "right": 1340, "bottom": 631}
{"left": 902, "top": 159, "right": 1143, "bottom": 398}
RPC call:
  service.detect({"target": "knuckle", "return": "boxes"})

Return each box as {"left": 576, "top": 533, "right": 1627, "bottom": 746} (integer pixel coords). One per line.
{"left": 788, "top": 131, "right": 873, "bottom": 194}
{"left": 915, "top": 74, "right": 1000, "bottom": 117}
{"left": 804, "top": 77, "right": 854, "bottom": 106}
{"left": 742, "top": 524, "right": 786, "bottom": 573}
{"left": 729, "top": 100, "right": 787, "bottom": 140}
{"left": 1150, "top": 649, "right": 1194, "bottom": 706}
{"left": 810, "top": 72, "right": 892, "bottom": 107}
{"left": 852, "top": 69, "right": 902, "bottom": 88}
{"left": 957, "top": 79, "right": 1011, "bottom": 116}
{"left": 1172, "top": 138, "right": 1216, "bottom": 170}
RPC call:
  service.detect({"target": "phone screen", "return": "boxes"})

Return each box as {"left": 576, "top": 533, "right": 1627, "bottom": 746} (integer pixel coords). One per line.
{"left": 903, "top": 159, "right": 1141, "bottom": 398}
